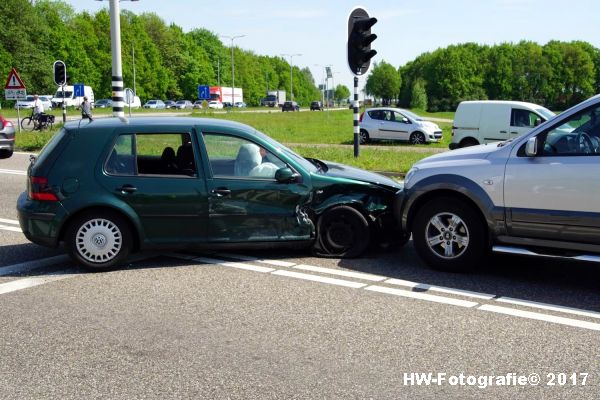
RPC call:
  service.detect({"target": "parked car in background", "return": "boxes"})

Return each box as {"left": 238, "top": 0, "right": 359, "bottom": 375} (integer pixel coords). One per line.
{"left": 397, "top": 94, "right": 600, "bottom": 272}
{"left": 450, "top": 100, "right": 555, "bottom": 149}
{"left": 164, "top": 100, "right": 176, "bottom": 109}
{"left": 234, "top": 102, "right": 247, "bottom": 108}
{"left": 310, "top": 101, "right": 323, "bottom": 111}
{"left": 94, "top": 99, "right": 113, "bottom": 108}
{"left": 359, "top": 107, "right": 442, "bottom": 144}
{"left": 282, "top": 101, "right": 300, "bottom": 112}
{"left": 174, "top": 100, "right": 193, "bottom": 109}
{"left": 208, "top": 101, "right": 223, "bottom": 109}
{"left": 17, "top": 117, "right": 404, "bottom": 270}
{"left": 15, "top": 95, "right": 52, "bottom": 110}
{"left": 0, "top": 115, "right": 15, "bottom": 158}
{"left": 222, "top": 102, "right": 233, "bottom": 108}
{"left": 143, "top": 99, "right": 166, "bottom": 109}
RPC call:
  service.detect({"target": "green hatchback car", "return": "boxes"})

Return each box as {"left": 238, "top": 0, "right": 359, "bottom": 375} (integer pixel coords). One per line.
{"left": 17, "top": 117, "right": 405, "bottom": 269}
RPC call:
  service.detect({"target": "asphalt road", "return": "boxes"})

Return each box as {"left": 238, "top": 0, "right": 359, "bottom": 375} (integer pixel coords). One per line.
{"left": 1, "top": 152, "right": 599, "bottom": 399}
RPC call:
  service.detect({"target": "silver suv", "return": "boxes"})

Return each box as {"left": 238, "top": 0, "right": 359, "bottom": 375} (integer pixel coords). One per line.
{"left": 396, "top": 94, "right": 600, "bottom": 271}
{"left": 359, "top": 107, "right": 443, "bottom": 144}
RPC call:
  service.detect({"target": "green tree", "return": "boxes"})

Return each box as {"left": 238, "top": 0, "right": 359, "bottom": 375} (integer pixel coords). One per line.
{"left": 409, "top": 79, "right": 428, "bottom": 110}
{"left": 334, "top": 84, "right": 350, "bottom": 104}
{"left": 365, "top": 61, "right": 401, "bottom": 103}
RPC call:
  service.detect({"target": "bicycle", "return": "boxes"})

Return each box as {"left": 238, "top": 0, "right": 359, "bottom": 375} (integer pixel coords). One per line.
{"left": 21, "top": 110, "right": 55, "bottom": 131}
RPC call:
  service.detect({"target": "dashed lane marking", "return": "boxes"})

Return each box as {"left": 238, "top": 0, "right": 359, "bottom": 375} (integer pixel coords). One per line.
{"left": 272, "top": 269, "right": 367, "bottom": 289}
{"left": 0, "top": 168, "right": 26, "bottom": 176}
{"left": 0, "top": 274, "right": 73, "bottom": 295}
{"left": 496, "top": 296, "right": 600, "bottom": 320}
{"left": 293, "top": 264, "right": 387, "bottom": 282}
{"left": 0, "top": 218, "right": 19, "bottom": 225}
{"left": 385, "top": 278, "right": 496, "bottom": 300}
{"left": 365, "top": 285, "right": 479, "bottom": 308}
{"left": 0, "top": 225, "right": 21, "bottom": 233}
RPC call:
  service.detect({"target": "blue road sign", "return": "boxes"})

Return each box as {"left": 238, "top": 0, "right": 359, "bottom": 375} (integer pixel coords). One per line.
{"left": 74, "top": 84, "right": 84, "bottom": 97}
{"left": 198, "top": 85, "right": 210, "bottom": 100}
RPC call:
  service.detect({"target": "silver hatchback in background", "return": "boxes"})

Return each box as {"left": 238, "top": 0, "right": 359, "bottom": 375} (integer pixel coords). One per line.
{"left": 359, "top": 107, "right": 443, "bottom": 144}
{"left": 0, "top": 115, "right": 15, "bottom": 158}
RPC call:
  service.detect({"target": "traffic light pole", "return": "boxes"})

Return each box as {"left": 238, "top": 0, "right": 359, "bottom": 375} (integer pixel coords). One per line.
{"left": 353, "top": 76, "right": 360, "bottom": 158}
{"left": 62, "top": 85, "right": 66, "bottom": 123}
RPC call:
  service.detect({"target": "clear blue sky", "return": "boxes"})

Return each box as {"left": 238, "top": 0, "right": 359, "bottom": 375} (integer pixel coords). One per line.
{"left": 64, "top": 0, "right": 600, "bottom": 93}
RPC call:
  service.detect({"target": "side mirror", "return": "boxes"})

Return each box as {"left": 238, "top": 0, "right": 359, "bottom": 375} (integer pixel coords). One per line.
{"left": 525, "top": 136, "right": 538, "bottom": 157}
{"left": 402, "top": 117, "right": 409, "bottom": 124}
{"left": 275, "top": 167, "right": 299, "bottom": 183}
{"left": 534, "top": 118, "right": 542, "bottom": 127}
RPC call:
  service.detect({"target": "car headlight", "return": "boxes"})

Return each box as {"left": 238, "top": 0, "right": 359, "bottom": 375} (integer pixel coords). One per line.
{"left": 404, "top": 166, "right": 419, "bottom": 186}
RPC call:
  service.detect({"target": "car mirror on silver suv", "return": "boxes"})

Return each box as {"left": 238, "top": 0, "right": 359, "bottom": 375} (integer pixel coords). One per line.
{"left": 525, "top": 136, "right": 538, "bottom": 157}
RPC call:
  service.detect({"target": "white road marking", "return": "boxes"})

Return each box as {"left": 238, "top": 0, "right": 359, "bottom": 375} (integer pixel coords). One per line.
{"left": 272, "top": 269, "right": 367, "bottom": 289}
{"left": 385, "top": 278, "right": 495, "bottom": 300}
{"left": 365, "top": 285, "right": 479, "bottom": 308}
{"left": 0, "top": 168, "right": 26, "bottom": 176}
{"left": 478, "top": 304, "right": 600, "bottom": 332}
{"left": 0, "top": 274, "right": 72, "bottom": 295}
{"left": 0, "top": 255, "right": 70, "bottom": 276}
{"left": 193, "top": 257, "right": 275, "bottom": 273}
{"left": 293, "top": 264, "right": 387, "bottom": 282}
{"left": 0, "top": 218, "right": 19, "bottom": 225}
{"left": 217, "top": 253, "right": 296, "bottom": 267}
{"left": 496, "top": 297, "right": 600, "bottom": 320}
{"left": 0, "top": 225, "right": 22, "bottom": 232}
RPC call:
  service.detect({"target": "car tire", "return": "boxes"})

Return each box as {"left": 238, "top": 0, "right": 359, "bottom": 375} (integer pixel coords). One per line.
{"left": 66, "top": 210, "right": 133, "bottom": 270}
{"left": 409, "top": 131, "right": 426, "bottom": 145}
{"left": 412, "top": 197, "right": 486, "bottom": 272}
{"left": 359, "top": 129, "right": 370, "bottom": 144}
{"left": 0, "top": 149, "right": 13, "bottom": 159}
{"left": 316, "top": 206, "right": 370, "bottom": 258}
{"left": 460, "top": 138, "right": 479, "bottom": 147}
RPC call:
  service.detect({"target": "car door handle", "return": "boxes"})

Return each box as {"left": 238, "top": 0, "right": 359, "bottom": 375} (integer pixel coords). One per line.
{"left": 210, "top": 188, "right": 231, "bottom": 197}
{"left": 510, "top": 131, "right": 518, "bottom": 134}
{"left": 118, "top": 184, "right": 137, "bottom": 194}
{"left": 499, "top": 130, "right": 507, "bottom": 134}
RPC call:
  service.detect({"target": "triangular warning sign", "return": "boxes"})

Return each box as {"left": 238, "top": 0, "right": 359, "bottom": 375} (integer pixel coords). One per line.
{"left": 5, "top": 67, "right": 26, "bottom": 89}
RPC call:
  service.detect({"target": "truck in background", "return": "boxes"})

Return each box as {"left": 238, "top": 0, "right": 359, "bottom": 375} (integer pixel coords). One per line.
{"left": 210, "top": 86, "right": 243, "bottom": 106}
{"left": 51, "top": 85, "right": 95, "bottom": 108}
{"left": 261, "top": 90, "right": 286, "bottom": 107}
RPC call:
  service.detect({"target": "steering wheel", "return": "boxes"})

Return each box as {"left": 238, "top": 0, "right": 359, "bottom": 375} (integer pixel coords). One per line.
{"left": 576, "top": 132, "right": 594, "bottom": 154}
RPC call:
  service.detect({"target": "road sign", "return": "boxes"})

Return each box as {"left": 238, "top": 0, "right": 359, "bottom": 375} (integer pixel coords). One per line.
{"left": 74, "top": 84, "right": 85, "bottom": 97}
{"left": 5, "top": 67, "right": 26, "bottom": 90}
{"left": 4, "top": 89, "right": 27, "bottom": 100}
{"left": 198, "top": 85, "right": 210, "bottom": 100}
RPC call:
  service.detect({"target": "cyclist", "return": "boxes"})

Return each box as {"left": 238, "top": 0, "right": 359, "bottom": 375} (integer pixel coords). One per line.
{"left": 32, "top": 94, "right": 44, "bottom": 119}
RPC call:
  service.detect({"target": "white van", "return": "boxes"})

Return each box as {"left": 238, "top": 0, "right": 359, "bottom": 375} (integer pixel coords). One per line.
{"left": 51, "top": 85, "right": 95, "bottom": 108}
{"left": 450, "top": 100, "right": 555, "bottom": 149}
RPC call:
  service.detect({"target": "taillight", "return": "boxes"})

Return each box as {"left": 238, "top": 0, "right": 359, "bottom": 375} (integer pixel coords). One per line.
{"left": 0, "top": 116, "right": 13, "bottom": 129}
{"left": 28, "top": 176, "right": 59, "bottom": 201}
{"left": 359, "top": 112, "right": 364, "bottom": 122}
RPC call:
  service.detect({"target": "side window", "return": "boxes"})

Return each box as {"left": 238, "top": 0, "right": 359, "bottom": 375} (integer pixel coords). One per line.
{"left": 136, "top": 132, "right": 197, "bottom": 176}
{"left": 393, "top": 111, "right": 408, "bottom": 123}
{"left": 541, "top": 105, "right": 600, "bottom": 156}
{"left": 511, "top": 109, "right": 538, "bottom": 128}
{"left": 368, "top": 110, "right": 383, "bottom": 121}
{"left": 105, "top": 134, "right": 135, "bottom": 175}
{"left": 203, "top": 133, "right": 286, "bottom": 179}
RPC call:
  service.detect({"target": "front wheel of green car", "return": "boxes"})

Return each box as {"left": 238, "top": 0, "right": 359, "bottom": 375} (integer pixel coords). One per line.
{"left": 316, "top": 206, "right": 370, "bottom": 258}
{"left": 66, "top": 211, "right": 132, "bottom": 270}
{"left": 412, "top": 198, "right": 486, "bottom": 272}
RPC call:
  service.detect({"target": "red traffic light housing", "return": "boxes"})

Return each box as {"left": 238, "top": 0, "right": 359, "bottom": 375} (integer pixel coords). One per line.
{"left": 53, "top": 60, "right": 67, "bottom": 86}
{"left": 347, "top": 8, "right": 377, "bottom": 76}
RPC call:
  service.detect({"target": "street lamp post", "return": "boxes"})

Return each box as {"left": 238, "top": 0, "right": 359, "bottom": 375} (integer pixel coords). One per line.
{"left": 96, "top": 0, "right": 139, "bottom": 118}
{"left": 221, "top": 35, "right": 245, "bottom": 108}
{"left": 281, "top": 53, "right": 301, "bottom": 101}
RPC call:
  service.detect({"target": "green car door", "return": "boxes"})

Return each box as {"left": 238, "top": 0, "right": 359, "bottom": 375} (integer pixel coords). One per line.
{"left": 198, "top": 131, "right": 313, "bottom": 242}
{"left": 98, "top": 127, "right": 209, "bottom": 244}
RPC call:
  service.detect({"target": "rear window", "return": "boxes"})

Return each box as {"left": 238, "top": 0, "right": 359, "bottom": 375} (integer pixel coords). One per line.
{"left": 35, "top": 128, "right": 68, "bottom": 166}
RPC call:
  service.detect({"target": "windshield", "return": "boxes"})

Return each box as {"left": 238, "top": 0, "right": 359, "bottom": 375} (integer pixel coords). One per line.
{"left": 399, "top": 109, "right": 423, "bottom": 121}
{"left": 265, "top": 95, "right": 276, "bottom": 100}
{"left": 252, "top": 130, "right": 318, "bottom": 173}
{"left": 536, "top": 107, "right": 556, "bottom": 121}
{"left": 54, "top": 91, "right": 73, "bottom": 98}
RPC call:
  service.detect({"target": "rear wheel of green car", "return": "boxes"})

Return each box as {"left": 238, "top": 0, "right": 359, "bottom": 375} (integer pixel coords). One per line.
{"left": 66, "top": 210, "right": 132, "bottom": 270}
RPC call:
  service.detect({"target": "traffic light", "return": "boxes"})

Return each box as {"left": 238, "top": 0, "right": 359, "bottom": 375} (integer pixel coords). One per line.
{"left": 347, "top": 8, "right": 377, "bottom": 76}
{"left": 53, "top": 60, "right": 66, "bottom": 86}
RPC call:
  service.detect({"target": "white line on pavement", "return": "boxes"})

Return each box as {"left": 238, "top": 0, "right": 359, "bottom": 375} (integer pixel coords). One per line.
{"left": 217, "top": 253, "right": 296, "bottom": 267}
{"left": 478, "top": 304, "right": 600, "bottom": 332}
{"left": 0, "top": 255, "right": 70, "bottom": 276}
{"left": 365, "top": 285, "right": 479, "bottom": 308}
{"left": 272, "top": 269, "right": 367, "bottom": 289}
{"left": 193, "top": 257, "right": 275, "bottom": 273}
{"left": 0, "top": 274, "right": 72, "bottom": 295}
{"left": 0, "top": 218, "right": 19, "bottom": 225}
{"left": 0, "top": 225, "right": 22, "bottom": 232}
{"left": 385, "top": 278, "right": 496, "bottom": 300}
{"left": 293, "top": 264, "right": 387, "bottom": 282}
{"left": 0, "top": 168, "right": 27, "bottom": 176}
{"left": 496, "top": 297, "right": 600, "bottom": 320}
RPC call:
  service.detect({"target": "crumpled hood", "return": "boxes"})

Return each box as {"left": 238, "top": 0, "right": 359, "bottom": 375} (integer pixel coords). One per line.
{"left": 321, "top": 161, "right": 402, "bottom": 190}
